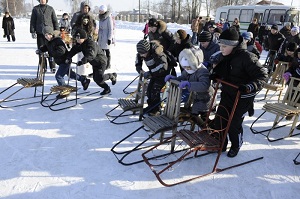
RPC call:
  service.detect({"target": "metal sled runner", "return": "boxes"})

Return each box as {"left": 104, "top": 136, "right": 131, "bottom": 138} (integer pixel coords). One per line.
{"left": 0, "top": 53, "right": 47, "bottom": 108}
{"left": 142, "top": 79, "right": 263, "bottom": 186}
{"left": 250, "top": 77, "right": 300, "bottom": 142}
{"left": 105, "top": 71, "right": 147, "bottom": 124}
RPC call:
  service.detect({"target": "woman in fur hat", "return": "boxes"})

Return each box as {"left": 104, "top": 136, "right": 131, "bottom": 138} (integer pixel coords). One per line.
{"left": 211, "top": 28, "right": 268, "bottom": 157}
{"left": 165, "top": 48, "right": 215, "bottom": 123}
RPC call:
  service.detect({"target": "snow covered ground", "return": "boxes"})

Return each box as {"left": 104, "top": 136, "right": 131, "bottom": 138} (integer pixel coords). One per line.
{"left": 0, "top": 19, "right": 299, "bottom": 199}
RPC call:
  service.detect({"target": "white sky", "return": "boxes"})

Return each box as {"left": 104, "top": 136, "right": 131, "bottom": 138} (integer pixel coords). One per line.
{"left": 26, "top": 0, "right": 300, "bottom": 12}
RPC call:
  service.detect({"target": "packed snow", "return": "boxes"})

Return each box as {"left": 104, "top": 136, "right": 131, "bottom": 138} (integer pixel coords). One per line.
{"left": 0, "top": 18, "right": 299, "bottom": 199}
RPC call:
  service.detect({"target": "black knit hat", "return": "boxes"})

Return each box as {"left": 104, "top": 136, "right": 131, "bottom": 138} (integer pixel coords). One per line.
{"left": 214, "top": 27, "right": 222, "bottom": 34}
{"left": 136, "top": 40, "right": 150, "bottom": 54}
{"left": 75, "top": 29, "right": 88, "bottom": 39}
{"left": 175, "top": 29, "right": 187, "bottom": 40}
{"left": 286, "top": 42, "right": 298, "bottom": 52}
{"left": 219, "top": 28, "right": 239, "bottom": 46}
{"left": 148, "top": 18, "right": 158, "bottom": 27}
{"left": 271, "top": 24, "right": 278, "bottom": 30}
{"left": 198, "top": 31, "right": 212, "bottom": 42}
{"left": 42, "top": 26, "right": 54, "bottom": 35}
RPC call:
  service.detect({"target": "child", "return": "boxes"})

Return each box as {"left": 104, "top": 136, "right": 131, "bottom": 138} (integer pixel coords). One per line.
{"left": 2, "top": 11, "right": 15, "bottom": 42}
{"left": 275, "top": 42, "right": 297, "bottom": 64}
{"left": 66, "top": 29, "right": 117, "bottom": 95}
{"left": 36, "top": 26, "right": 90, "bottom": 98}
{"left": 165, "top": 48, "right": 214, "bottom": 123}
{"left": 59, "top": 13, "right": 71, "bottom": 33}
{"left": 282, "top": 47, "right": 300, "bottom": 85}
{"left": 211, "top": 28, "right": 268, "bottom": 157}
{"left": 135, "top": 39, "right": 170, "bottom": 115}
{"left": 241, "top": 32, "right": 261, "bottom": 59}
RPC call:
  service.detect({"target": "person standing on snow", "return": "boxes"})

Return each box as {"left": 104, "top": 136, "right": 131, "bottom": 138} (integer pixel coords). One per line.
{"left": 98, "top": 5, "right": 113, "bottom": 70}
{"left": 2, "top": 11, "right": 16, "bottom": 42}
{"left": 30, "top": 0, "right": 59, "bottom": 73}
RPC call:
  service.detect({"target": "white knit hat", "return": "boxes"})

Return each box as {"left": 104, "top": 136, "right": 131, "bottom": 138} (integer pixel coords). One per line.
{"left": 291, "top": 26, "right": 299, "bottom": 34}
{"left": 99, "top": 5, "right": 107, "bottom": 12}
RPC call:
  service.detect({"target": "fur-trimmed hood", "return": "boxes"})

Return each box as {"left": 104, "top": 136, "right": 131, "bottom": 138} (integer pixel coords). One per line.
{"left": 150, "top": 40, "right": 164, "bottom": 55}
{"left": 157, "top": 20, "right": 167, "bottom": 34}
{"left": 179, "top": 48, "right": 204, "bottom": 70}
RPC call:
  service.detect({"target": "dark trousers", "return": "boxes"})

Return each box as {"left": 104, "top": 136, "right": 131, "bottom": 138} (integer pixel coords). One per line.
{"left": 146, "top": 78, "right": 165, "bottom": 112}
{"left": 55, "top": 63, "right": 83, "bottom": 86}
{"left": 214, "top": 92, "right": 254, "bottom": 149}
{"left": 6, "top": 32, "right": 15, "bottom": 42}
{"left": 37, "top": 34, "right": 55, "bottom": 70}
{"left": 103, "top": 49, "right": 111, "bottom": 69}
{"left": 92, "top": 65, "right": 113, "bottom": 89}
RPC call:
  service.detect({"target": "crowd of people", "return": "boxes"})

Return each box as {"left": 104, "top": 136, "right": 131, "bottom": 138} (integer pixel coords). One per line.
{"left": 2, "top": 0, "right": 300, "bottom": 158}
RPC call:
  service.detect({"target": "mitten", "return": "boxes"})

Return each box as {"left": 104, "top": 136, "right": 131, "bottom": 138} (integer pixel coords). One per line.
{"left": 31, "top": 33, "right": 37, "bottom": 39}
{"left": 65, "top": 58, "right": 72, "bottom": 64}
{"left": 3, "top": 34, "right": 6, "bottom": 38}
{"left": 179, "top": 81, "right": 191, "bottom": 89}
{"left": 283, "top": 72, "right": 292, "bottom": 82}
{"left": 238, "top": 84, "right": 255, "bottom": 93}
{"left": 107, "top": 40, "right": 111, "bottom": 45}
{"left": 143, "top": 71, "right": 151, "bottom": 79}
{"left": 76, "top": 61, "right": 83, "bottom": 66}
{"left": 164, "top": 75, "right": 175, "bottom": 82}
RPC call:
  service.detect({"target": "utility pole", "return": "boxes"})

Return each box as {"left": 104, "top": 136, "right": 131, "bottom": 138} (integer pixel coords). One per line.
{"left": 6, "top": 0, "right": 9, "bottom": 12}
{"left": 139, "top": 0, "right": 141, "bottom": 23}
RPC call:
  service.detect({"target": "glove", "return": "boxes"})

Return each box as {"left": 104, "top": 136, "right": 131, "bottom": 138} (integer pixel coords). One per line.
{"left": 3, "top": 34, "right": 6, "bottom": 38}
{"left": 143, "top": 71, "right": 151, "bottom": 79}
{"left": 31, "top": 33, "right": 37, "bottom": 39}
{"left": 238, "top": 84, "right": 255, "bottom": 93}
{"left": 35, "top": 49, "right": 42, "bottom": 55}
{"left": 164, "top": 75, "right": 175, "bottom": 82}
{"left": 283, "top": 72, "right": 292, "bottom": 82}
{"left": 76, "top": 61, "right": 83, "bottom": 66}
{"left": 274, "top": 59, "right": 279, "bottom": 65}
{"left": 107, "top": 39, "right": 111, "bottom": 45}
{"left": 65, "top": 58, "right": 72, "bottom": 64}
{"left": 179, "top": 81, "right": 191, "bottom": 89}
{"left": 209, "top": 73, "right": 220, "bottom": 81}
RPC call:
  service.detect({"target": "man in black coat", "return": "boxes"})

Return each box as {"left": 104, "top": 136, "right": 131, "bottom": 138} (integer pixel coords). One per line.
{"left": 66, "top": 29, "right": 117, "bottom": 95}
{"left": 30, "top": 0, "right": 59, "bottom": 73}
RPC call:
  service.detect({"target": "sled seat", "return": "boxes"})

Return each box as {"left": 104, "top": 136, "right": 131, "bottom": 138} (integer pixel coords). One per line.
{"left": 50, "top": 85, "right": 77, "bottom": 96}
{"left": 176, "top": 129, "right": 220, "bottom": 150}
{"left": 118, "top": 98, "right": 143, "bottom": 112}
{"left": 17, "top": 77, "right": 43, "bottom": 88}
{"left": 263, "top": 103, "right": 299, "bottom": 115}
{"left": 143, "top": 115, "right": 177, "bottom": 133}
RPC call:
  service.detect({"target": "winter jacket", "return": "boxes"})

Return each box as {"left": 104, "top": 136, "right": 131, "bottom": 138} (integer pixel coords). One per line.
{"left": 246, "top": 39, "right": 261, "bottom": 59}
{"left": 168, "top": 34, "right": 193, "bottom": 60}
{"left": 59, "top": 18, "right": 71, "bottom": 32}
{"left": 98, "top": 11, "right": 113, "bottom": 50}
{"left": 247, "top": 23, "right": 259, "bottom": 39}
{"left": 191, "top": 18, "right": 199, "bottom": 33}
{"left": 285, "top": 58, "right": 300, "bottom": 85}
{"left": 278, "top": 34, "right": 300, "bottom": 55}
{"left": 68, "top": 37, "right": 107, "bottom": 70}
{"left": 72, "top": 14, "right": 95, "bottom": 39}
{"left": 71, "top": 1, "right": 95, "bottom": 28}
{"left": 212, "top": 41, "right": 268, "bottom": 99}
{"left": 39, "top": 32, "right": 68, "bottom": 65}
{"left": 148, "top": 20, "right": 175, "bottom": 52}
{"left": 175, "top": 65, "right": 214, "bottom": 114}
{"left": 30, "top": 4, "right": 59, "bottom": 34}
{"left": 2, "top": 15, "right": 14, "bottom": 35}
{"left": 265, "top": 32, "right": 285, "bottom": 51}
{"left": 135, "top": 41, "right": 169, "bottom": 79}
{"left": 279, "top": 26, "right": 291, "bottom": 38}
{"left": 200, "top": 40, "right": 220, "bottom": 70}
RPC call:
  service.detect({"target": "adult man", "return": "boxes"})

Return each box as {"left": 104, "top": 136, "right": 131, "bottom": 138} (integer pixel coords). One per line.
{"left": 30, "top": 0, "right": 59, "bottom": 73}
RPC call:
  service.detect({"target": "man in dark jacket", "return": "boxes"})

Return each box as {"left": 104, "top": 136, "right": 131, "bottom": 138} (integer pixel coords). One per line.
{"left": 211, "top": 28, "right": 268, "bottom": 158}
{"left": 247, "top": 18, "right": 259, "bottom": 40}
{"left": 2, "top": 11, "right": 15, "bottom": 42}
{"left": 66, "top": 29, "right": 117, "bottom": 95}
{"left": 37, "top": 26, "right": 90, "bottom": 96}
{"left": 30, "top": 0, "right": 59, "bottom": 73}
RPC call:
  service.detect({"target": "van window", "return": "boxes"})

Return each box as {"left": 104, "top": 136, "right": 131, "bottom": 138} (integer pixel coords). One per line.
{"left": 228, "top": 9, "right": 240, "bottom": 21}
{"left": 240, "top": 9, "right": 253, "bottom": 22}
{"left": 268, "top": 9, "right": 286, "bottom": 25}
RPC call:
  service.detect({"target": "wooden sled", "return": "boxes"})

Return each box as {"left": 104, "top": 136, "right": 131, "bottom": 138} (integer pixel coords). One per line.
{"left": 106, "top": 71, "right": 147, "bottom": 124}
{"left": 142, "top": 79, "right": 263, "bottom": 186}
{"left": 250, "top": 77, "right": 300, "bottom": 142}
{"left": 0, "top": 53, "right": 47, "bottom": 108}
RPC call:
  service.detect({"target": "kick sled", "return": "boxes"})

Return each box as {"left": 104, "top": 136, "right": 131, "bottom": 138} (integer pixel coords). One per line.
{"left": 0, "top": 53, "right": 48, "bottom": 108}
{"left": 142, "top": 79, "right": 263, "bottom": 186}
